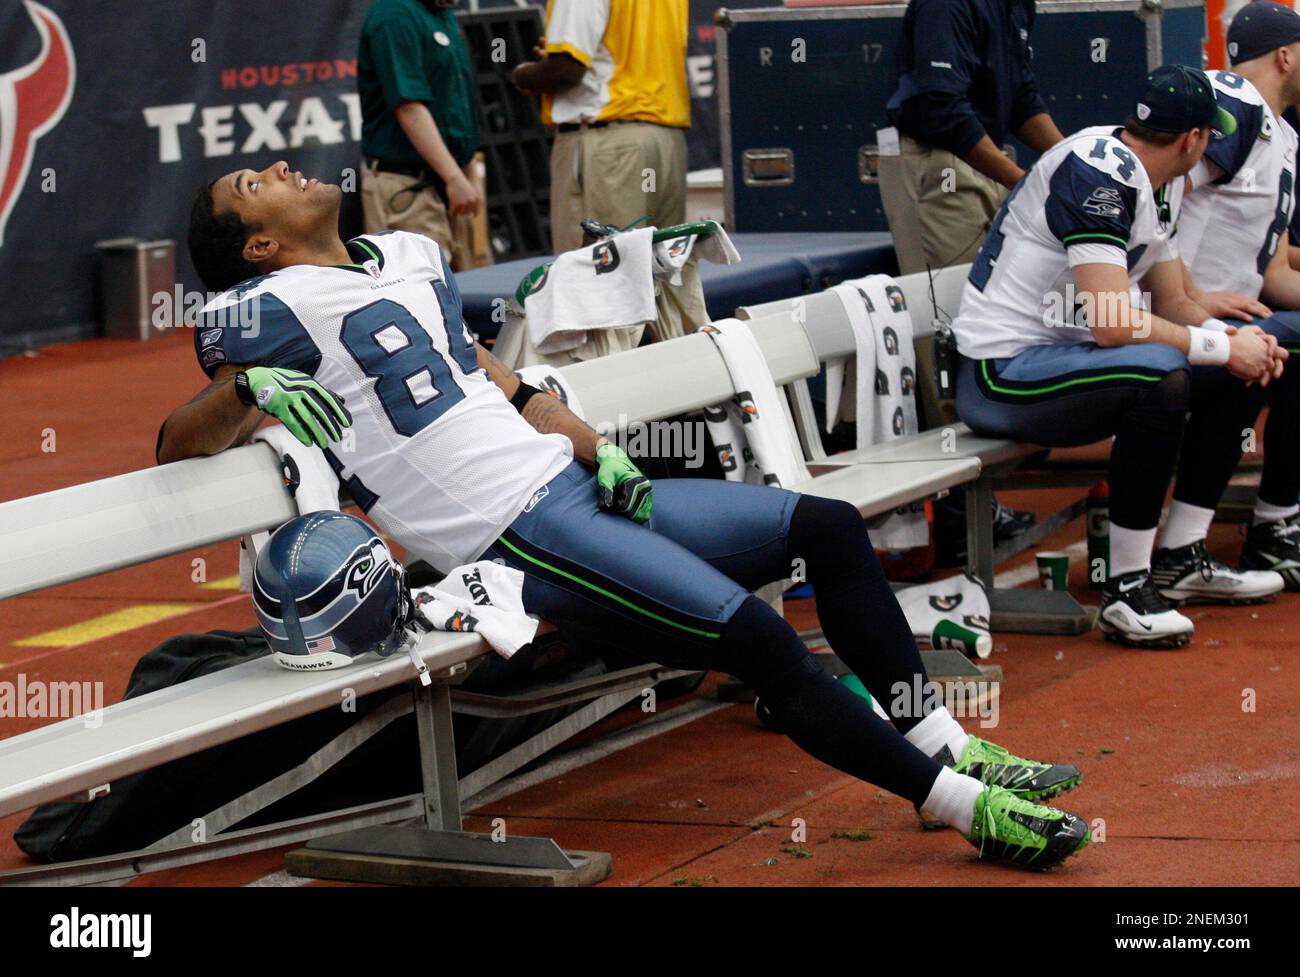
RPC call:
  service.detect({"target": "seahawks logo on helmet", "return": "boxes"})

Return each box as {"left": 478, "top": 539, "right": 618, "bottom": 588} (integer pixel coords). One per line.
{"left": 344, "top": 541, "right": 390, "bottom": 601}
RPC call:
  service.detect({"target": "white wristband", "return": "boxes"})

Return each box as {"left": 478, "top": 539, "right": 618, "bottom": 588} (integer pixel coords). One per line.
{"left": 1200, "top": 317, "right": 1232, "bottom": 333}
{"left": 1186, "top": 326, "right": 1231, "bottom": 366}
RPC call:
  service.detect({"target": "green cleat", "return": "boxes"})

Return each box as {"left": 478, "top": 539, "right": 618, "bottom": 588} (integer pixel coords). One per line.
{"left": 965, "top": 785, "right": 1089, "bottom": 870}
{"left": 948, "top": 736, "right": 1082, "bottom": 801}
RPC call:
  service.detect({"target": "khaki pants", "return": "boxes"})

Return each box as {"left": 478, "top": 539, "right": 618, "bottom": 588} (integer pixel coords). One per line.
{"left": 361, "top": 163, "right": 479, "bottom": 271}
{"left": 878, "top": 135, "right": 1008, "bottom": 276}
{"left": 545, "top": 121, "right": 705, "bottom": 360}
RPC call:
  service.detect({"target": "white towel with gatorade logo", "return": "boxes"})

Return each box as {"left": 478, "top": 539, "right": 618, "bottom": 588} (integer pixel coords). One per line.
{"left": 698, "top": 318, "right": 809, "bottom": 489}
{"left": 238, "top": 424, "right": 343, "bottom": 592}
{"left": 651, "top": 220, "right": 741, "bottom": 285}
{"left": 827, "top": 275, "right": 926, "bottom": 550}
{"left": 516, "top": 363, "right": 587, "bottom": 422}
{"left": 523, "top": 228, "right": 657, "bottom": 355}
{"left": 411, "top": 561, "right": 539, "bottom": 659}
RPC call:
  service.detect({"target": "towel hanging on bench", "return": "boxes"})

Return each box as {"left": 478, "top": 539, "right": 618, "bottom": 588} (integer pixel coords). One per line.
{"left": 523, "top": 227, "right": 658, "bottom": 356}
{"left": 410, "top": 562, "right": 539, "bottom": 659}
{"left": 698, "top": 318, "right": 810, "bottom": 489}
{"left": 651, "top": 219, "right": 741, "bottom": 286}
{"left": 827, "top": 276, "right": 927, "bottom": 551}
{"left": 238, "top": 425, "right": 343, "bottom": 592}
{"left": 516, "top": 364, "right": 587, "bottom": 422}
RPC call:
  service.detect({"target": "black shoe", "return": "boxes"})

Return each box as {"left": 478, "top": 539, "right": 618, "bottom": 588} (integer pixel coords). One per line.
{"left": 1098, "top": 570, "right": 1194, "bottom": 648}
{"left": 1242, "top": 517, "right": 1300, "bottom": 590}
{"left": 1151, "top": 539, "right": 1283, "bottom": 605}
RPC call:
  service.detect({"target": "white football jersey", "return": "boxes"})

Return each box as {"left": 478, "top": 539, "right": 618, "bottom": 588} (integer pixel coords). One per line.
{"left": 952, "top": 125, "right": 1178, "bottom": 360}
{"left": 1176, "top": 70, "right": 1298, "bottom": 300}
{"left": 196, "top": 232, "right": 573, "bottom": 573}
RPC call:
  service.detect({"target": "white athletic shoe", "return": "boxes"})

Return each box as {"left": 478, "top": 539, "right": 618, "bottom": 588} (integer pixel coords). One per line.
{"left": 1151, "top": 539, "right": 1284, "bottom": 605}
{"left": 1098, "top": 570, "right": 1195, "bottom": 649}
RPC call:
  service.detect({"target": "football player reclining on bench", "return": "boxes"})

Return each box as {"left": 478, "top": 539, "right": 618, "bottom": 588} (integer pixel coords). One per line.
{"left": 157, "top": 159, "right": 1090, "bottom": 870}
{"left": 952, "top": 65, "right": 1290, "bottom": 650}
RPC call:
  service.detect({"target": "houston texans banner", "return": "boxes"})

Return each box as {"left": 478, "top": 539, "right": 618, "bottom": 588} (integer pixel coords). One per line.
{"left": 0, "top": 0, "right": 368, "bottom": 349}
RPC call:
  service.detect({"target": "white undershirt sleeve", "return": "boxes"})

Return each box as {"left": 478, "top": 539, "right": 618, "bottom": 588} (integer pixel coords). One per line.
{"left": 1066, "top": 242, "right": 1128, "bottom": 268}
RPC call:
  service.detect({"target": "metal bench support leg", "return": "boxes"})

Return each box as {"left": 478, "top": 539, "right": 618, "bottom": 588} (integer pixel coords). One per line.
{"left": 965, "top": 475, "right": 995, "bottom": 586}
{"left": 415, "top": 680, "right": 461, "bottom": 832}
{"left": 284, "top": 677, "right": 612, "bottom": 886}
{"left": 970, "top": 473, "right": 1095, "bottom": 636}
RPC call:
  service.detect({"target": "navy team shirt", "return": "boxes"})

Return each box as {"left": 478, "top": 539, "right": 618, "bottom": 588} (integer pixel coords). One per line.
{"left": 886, "top": 0, "right": 1047, "bottom": 157}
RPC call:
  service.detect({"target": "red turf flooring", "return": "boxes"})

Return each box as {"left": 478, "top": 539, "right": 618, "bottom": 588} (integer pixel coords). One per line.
{"left": 2, "top": 332, "right": 1298, "bottom": 886}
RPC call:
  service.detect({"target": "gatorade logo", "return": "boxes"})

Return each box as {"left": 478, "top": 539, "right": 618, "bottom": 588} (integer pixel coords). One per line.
{"left": 592, "top": 241, "right": 621, "bottom": 275}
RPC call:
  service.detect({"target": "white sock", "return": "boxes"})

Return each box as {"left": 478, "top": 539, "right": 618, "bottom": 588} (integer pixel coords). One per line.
{"left": 1109, "top": 523, "right": 1158, "bottom": 577}
{"left": 1253, "top": 499, "right": 1299, "bottom": 526}
{"left": 1159, "top": 501, "right": 1215, "bottom": 551}
{"left": 920, "top": 766, "right": 985, "bottom": 834}
{"left": 904, "top": 705, "right": 970, "bottom": 762}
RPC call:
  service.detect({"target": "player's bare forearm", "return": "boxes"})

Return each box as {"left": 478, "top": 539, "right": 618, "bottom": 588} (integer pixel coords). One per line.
{"left": 156, "top": 365, "right": 262, "bottom": 465}
{"left": 1078, "top": 262, "right": 1193, "bottom": 350}
{"left": 520, "top": 392, "right": 603, "bottom": 465}
{"left": 475, "top": 342, "right": 604, "bottom": 465}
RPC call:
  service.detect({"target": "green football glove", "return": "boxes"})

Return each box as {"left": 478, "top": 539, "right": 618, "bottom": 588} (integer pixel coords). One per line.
{"left": 235, "top": 366, "right": 352, "bottom": 449}
{"left": 595, "top": 441, "right": 652, "bottom": 524}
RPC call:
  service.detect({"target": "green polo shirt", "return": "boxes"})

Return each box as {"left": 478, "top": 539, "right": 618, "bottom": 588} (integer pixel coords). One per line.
{"left": 358, "top": 0, "right": 480, "bottom": 167}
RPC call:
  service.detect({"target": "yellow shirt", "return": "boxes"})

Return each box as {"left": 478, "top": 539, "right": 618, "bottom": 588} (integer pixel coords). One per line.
{"left": 541, "top": 0, "right": 690, "bottom": 128}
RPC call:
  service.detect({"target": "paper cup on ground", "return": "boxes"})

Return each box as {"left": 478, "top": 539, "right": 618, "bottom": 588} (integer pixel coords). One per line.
{"left": 1036, "top": 551, "right": 1070, "bottom": 591}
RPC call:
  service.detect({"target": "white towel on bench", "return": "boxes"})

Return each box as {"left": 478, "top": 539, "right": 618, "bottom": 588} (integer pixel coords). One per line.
{"left": 411, "top": 562, "right": 539, "bottom": 659}
{"left": 524, "top": 227, "right": 657, "bottom": 355}
{"left": 828, "top": 276, "right": 927, "bottom": 550}
{"left": 238, "top": 425, "right": 343, "bottom": 592}
{"left": 699, "top": 318, "right": 809, "bottom": 489}
{"left": 516, "top": 363, "right": 587, "bottom": 422}
{"left": 651, "top": 220, "right": 741, "bottom": 286}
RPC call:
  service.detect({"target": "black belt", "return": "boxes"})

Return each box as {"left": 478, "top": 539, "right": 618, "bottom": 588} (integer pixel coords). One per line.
{"left": 367, "top": 157, "right": 439, "bottom": 181}
{"left": 555, "top": 119, "right": 646, "bottom": 133}
{"left": 366, "top": 157, "right": 447, "bottom": 206}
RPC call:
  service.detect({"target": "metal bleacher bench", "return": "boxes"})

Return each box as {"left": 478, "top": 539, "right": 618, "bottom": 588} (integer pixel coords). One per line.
{"left": 738, "top": 264, "right": 1093, "bottom": 636}
{"left": 0, "top": 309, "right": 981, "bottom": 887}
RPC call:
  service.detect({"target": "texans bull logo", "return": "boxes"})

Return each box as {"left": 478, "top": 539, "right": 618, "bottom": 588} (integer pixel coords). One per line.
{"left": 0, "top": 2, "right": 75, "bottom": 247}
